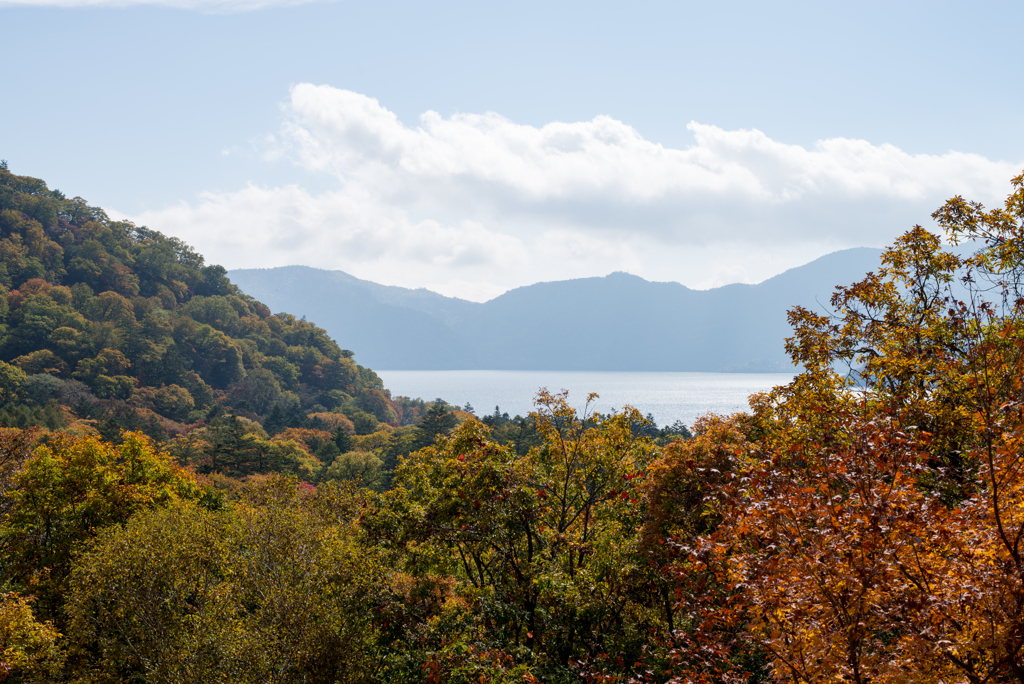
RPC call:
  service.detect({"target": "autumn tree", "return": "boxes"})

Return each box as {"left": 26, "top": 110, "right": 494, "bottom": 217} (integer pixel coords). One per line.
{"left": 376, "top": 391, "right": 663, "bottom": 680}
{"left": 707, "top": 171, "right": 1024, "bottom": 682}
{"left": 0, "top": 591, "right": 64, "bottom": 682}
{"left": 0, "top": 430, "right": 201, "bottom": 620}
{"left": 725, "top": 411, "right": 932, "bottom": 683}
{"left": 642, "top": 413, "right": 765, "bottom": 683}
{"left": 66, "top": 478, "right": 389, "bottom": 683}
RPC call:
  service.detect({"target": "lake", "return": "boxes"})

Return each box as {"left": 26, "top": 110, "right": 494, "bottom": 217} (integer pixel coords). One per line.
{"left": 375, "top": 370, "right": 796, "bottom": 429}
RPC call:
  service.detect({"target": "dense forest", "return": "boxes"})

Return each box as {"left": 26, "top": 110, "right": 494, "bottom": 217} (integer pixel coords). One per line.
{"left": 0, "top": 162, "right": 484, "bottom": 484}
{"left": 2, "top": 162, "right": 1024, "bottom": 683}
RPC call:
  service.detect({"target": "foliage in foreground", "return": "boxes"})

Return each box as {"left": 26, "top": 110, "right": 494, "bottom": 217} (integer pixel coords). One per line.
{"left": 3, "top": 170, "right": 1024, "bottom": 682}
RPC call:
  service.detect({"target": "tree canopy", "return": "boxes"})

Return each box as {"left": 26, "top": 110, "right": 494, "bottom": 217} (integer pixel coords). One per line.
{"left": 7, "top": 164, "right": 1024, "bottom": 682}
{"left": 0, "top": 166, "right": 450, "bottom": 481}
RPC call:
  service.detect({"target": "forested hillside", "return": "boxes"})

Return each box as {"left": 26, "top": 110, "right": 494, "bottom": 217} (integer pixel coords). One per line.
{"left": 0, "top": 164, "right": 448, "bottom": 478}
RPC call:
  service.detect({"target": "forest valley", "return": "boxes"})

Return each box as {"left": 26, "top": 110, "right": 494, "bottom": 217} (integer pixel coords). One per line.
{"left": 0, "top": 161, "right": 1023, "bottom": 683}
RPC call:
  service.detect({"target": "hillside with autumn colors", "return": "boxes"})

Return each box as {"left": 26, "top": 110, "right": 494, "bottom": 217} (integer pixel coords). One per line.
{"left": 1, "top": 165, "right": 1024, "bottom": 684}
{"left": 0, "top": 164, "right": 459, "bottom": 481}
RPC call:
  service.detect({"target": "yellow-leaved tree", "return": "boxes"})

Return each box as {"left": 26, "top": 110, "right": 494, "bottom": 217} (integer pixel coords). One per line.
{"left": 1, "top": 430, "right": 202, "bottom": 622}
{"left": 370, "top": 390, "right": 665, "bottom": 681}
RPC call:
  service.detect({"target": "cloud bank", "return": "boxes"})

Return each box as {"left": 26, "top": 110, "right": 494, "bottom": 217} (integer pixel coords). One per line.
{"left": 127, "top": 85, "right": 1021, "bottom": 301}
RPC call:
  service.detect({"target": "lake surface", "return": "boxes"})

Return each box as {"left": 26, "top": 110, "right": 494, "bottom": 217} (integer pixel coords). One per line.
{"left": 375, "top": 370, "right": 795, "bottom": 428}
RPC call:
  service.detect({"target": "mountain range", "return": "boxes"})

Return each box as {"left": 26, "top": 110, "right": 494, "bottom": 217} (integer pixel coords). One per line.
{"left": 230, "top": 247, "right": 884, "bottom": 372}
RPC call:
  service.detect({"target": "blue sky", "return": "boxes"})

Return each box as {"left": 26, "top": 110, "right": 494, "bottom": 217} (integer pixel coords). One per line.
{"left": 2, "top": 0, "right": 1022, "bottom": 300}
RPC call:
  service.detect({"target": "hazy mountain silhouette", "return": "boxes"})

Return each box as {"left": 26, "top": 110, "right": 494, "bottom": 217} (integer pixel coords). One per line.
{"left": 230, "top": 247, "right": 883, "bottom": 371}
{"left": 225, "top": 266, "right": 479, "bottom": 368}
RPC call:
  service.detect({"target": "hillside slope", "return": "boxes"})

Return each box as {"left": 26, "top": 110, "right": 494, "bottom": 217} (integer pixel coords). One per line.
{"left": 0, "top": 166, "right": 406, "bottom": 441}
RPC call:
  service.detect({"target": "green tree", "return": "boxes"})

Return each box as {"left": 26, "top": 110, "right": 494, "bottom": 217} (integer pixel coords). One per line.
{"left": 152, "top": 384, "right": 195, "bottom": 422}
{"left": 229, "top": 367, "right": 281, "bottom": 414}
{"left": 344, "top": 407, "right": 379, "bottom": 436}
{"left": 413, "top": 401, "right": 458, "bottom": 448}
{"left": 379, "top": 391, "right": 660, "bottom": 677}
{"left": 67, "top": 481, "right": 387, "bottom": 683}
{"left": 333, "top": 425, "right": 353, "bottom": 453}
{"left": 323, "top": 450, "right": 383, "bottom": 489}
{"left": 0, "top": 360, "right": 26, "bottom": 404}
{"left": 181, "top": 324, "right": 244, "bottom": 389}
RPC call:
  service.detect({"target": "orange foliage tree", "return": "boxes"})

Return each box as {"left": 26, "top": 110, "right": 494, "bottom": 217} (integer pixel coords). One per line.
{"left": 644, "top": 172, "right": 1024, "bottom": 683}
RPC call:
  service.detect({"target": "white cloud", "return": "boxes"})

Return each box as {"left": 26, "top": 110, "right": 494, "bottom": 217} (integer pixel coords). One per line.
{"left": 123, "top": 84, "right": 1023, "bottom": 301}
{"left": 0, "top": 0, "right": 321, "bottom": 11}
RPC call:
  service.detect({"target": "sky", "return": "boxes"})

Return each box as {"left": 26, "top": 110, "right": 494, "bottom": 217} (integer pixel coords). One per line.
{"left": 2, "top": 0, "right": 1022, "bottom": 301}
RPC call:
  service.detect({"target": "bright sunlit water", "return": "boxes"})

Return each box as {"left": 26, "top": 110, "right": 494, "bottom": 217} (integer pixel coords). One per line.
{"left": 375, "top": 370, "right": 796, "bottom": 429}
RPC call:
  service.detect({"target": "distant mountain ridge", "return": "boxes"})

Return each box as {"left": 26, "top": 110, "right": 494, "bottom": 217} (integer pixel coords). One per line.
{"left": 230, "top": 247, "right": 884, "bottom": 371}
